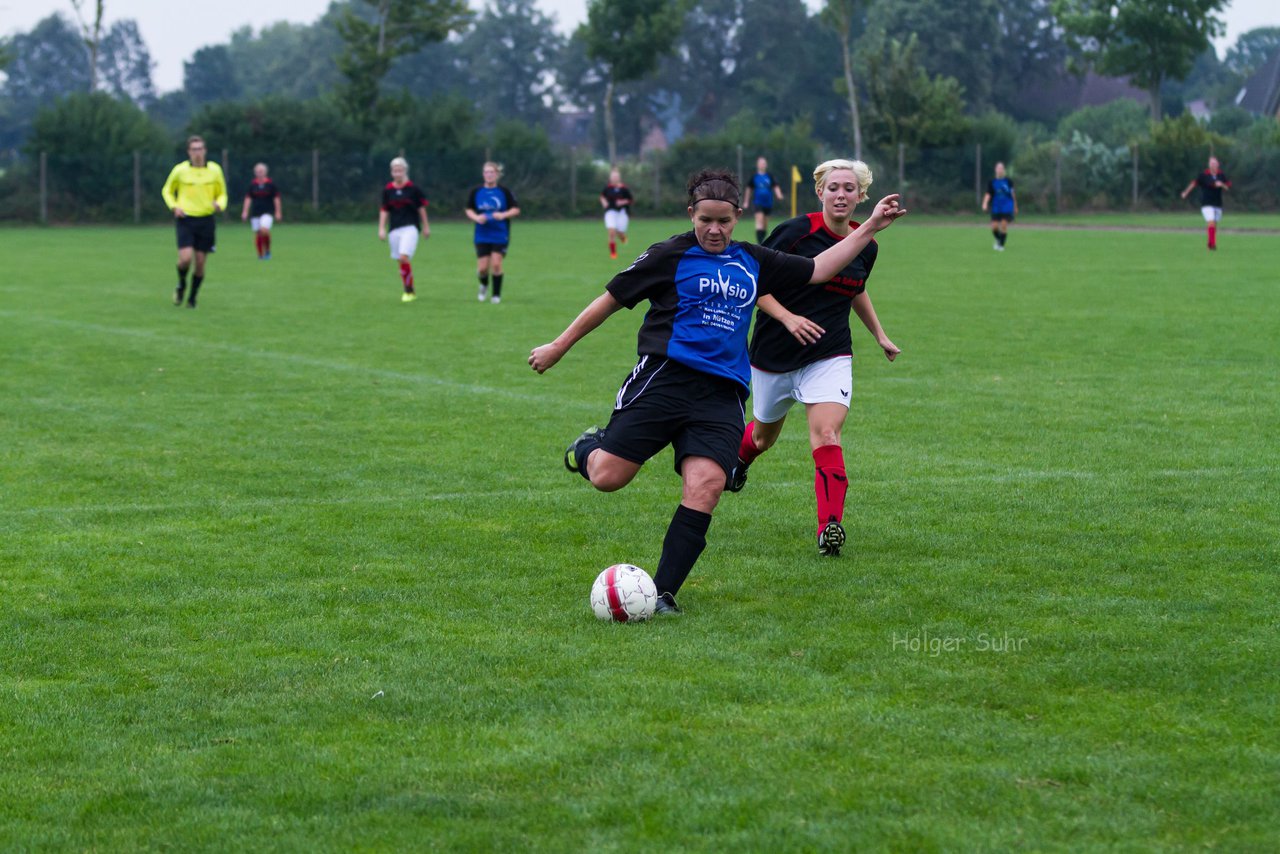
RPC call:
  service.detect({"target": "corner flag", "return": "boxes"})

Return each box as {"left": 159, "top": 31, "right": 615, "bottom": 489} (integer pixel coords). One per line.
{"left": 790, "top": 166, "right": 803, "bottom": 218}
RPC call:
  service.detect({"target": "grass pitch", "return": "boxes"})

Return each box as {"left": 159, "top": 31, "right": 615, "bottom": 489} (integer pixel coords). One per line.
{"left": 1, "top": 216, "right": 1277, "bottom": 850}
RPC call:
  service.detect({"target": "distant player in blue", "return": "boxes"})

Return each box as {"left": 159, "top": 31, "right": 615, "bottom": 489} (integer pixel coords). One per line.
{"left": 529, "top": 168, "right": 906, "bottom": 615}
{"left": 749, "top": 156, "right": 784, "bottom": 243}
{"left": 981, "top": 161, "right": 1017, "bottom": 251}
{"left": 466, "top": 161, "right": 521, "bottom": 304}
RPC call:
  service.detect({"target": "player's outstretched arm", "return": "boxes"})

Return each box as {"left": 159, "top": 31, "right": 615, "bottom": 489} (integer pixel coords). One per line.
{"left": 809, "top": 194, "right": 905, "bottom": 284}
{"left": 529, "top": 293, "right": 624, "bottom": 374}
{"left": 757, "top": 294, "right": 824, "bottom": 345}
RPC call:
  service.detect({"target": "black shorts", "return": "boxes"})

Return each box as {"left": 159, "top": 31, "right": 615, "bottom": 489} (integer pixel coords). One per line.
{"left": 176, "top": 215, "right": 217, "bottom": 252}
{"left": 599, "top": 356, "right": 747, "bottom": 479}
{"left": 475, "top": 242, "right": 509, "bottom": 257}
{"left": 990, "top": 212, "right": 1014, "bottom": 223}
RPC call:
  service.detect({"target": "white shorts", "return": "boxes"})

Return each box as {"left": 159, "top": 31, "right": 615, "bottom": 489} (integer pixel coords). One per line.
{"left": 1200, "top": 206, "right": 1222, "bottom": 223}
{"left": 750, "top": 356, "right": 852, "bottom": 424}
{"left": 250, "top": 214, "right": 273, "bottom": 231}
{"left": 389, "top": 225, "right": 420, "bottom": 260}
{"left": 604, "top": 209, "right": 629, "bottom": 232}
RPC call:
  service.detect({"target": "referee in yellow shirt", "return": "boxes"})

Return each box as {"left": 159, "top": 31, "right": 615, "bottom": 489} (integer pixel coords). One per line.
{"left": 161, "top": 136, "right": 227, "bottom": 308}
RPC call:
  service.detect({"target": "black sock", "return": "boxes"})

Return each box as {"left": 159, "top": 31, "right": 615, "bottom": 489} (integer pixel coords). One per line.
{"left": 478, "top": 273, "right": 490, "bottom": 288}
{"left": 992, "top": 228, "right": 1000, "bottom": 241}
{"left": 491, "top": 274, "right": 503, "bottom": 298}
{"left": 189, "top": 274, "right": 203, "bottom": 302}
{"left": 998, "top": 231, "right": 1007, "bottom": 246}
{"left": 177, "top": 266, "right": 188, "bottom": 288}
{"left": 756, "top": 229, "right": 765, "bottom": 243}
{"left": 653, "top": 504, "right": 713, "bottom": 596}
{"left": 574, "top": 434, "right": 603, "bottom": 481}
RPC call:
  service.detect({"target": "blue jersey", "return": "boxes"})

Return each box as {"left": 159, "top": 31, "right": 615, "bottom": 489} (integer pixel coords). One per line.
{"left": 605, "top": 233, "right": 814, "bottom": 390}
{"left": 751, "top": 172, "right": 778, "bottom": 209}
{"left": 987, "top": 177, "right": 1015, "bottom": 214}
{"left": 468, "top": 185, "right": 518, "bottom": 244}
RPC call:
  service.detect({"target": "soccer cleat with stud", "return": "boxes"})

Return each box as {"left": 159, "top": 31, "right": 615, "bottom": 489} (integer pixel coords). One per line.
{"left": 654, "top": 591, "right": 682, "bottom": 615}
{"left": 564, "top": 426, "right": 604, "bottom": 473}
{"left": 726, "top": 458, "right": 750, "bottom": 493}
{"left": 491, "top": 296, "right": 501, "bottom": 304}
{"left": 818, "top": 519, "right": 846, "bottom": 557}
{"left": 402, "top": 291, "right": 417, "bottom": 303}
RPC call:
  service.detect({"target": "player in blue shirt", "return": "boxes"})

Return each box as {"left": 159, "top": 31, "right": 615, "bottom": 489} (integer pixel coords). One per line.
{"left": 981, "top": 162, "right": 1017, "bottom": 251}
{"left": 529, "top": 169, "right": 905, "bottom": 615}
{"left": 466, "top": 161, "right": 521, "bottom": 304}
{"left": 749, "top": 156, "right": 784, "bottom": 243}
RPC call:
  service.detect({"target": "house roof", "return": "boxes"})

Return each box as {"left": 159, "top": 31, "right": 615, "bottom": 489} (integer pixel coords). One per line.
{"left": 1235, "top": 49, "right": 1280, "bottom": 116}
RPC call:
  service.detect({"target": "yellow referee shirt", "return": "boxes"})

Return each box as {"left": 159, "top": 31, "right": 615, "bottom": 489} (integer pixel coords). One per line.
{"left": 161, "top": 160, "right": 228, "bottom": 217}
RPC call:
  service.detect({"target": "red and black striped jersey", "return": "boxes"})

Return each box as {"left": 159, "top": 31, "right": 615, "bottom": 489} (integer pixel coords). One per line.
{"left": 245, "top": 178, "right": 279, "bottom": 217}
{"left": 381, "top": 180, "right": 428, "bottom": 231}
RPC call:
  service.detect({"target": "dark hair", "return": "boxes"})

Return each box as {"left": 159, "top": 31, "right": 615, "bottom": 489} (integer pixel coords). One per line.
{"left": 687, "top": 169, "right": 741, "bottom": 209}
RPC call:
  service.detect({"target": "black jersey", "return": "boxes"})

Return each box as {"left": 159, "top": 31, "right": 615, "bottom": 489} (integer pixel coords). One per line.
{"left": 1194, "top": 170, "right": 1230, "bottom": 208}
{"left": 381, "top": 181, "right": 428, "bottom": 231}
{"left": 245, "top": 178, "right": 279, "bottom": 216}
{"left": 748, "top": 213, "right": 878, "bottom": 373}
{"left": 601, "top": 184, "right": 633, "bottom": 211}
{"left": 605, "top": 232, "right": 814, "bottom": 391}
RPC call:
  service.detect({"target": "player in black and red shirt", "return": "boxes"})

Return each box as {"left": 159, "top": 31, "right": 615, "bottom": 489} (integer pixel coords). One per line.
{"left": 240, "top": 163, "right": 282, "bottom": 260}
{"left": 377, "top": 157, "right": 430, "bottom": 303}
{"left": 1181, "top": 156, "right": 1231, "bottom": 251}
{"left": 599, "top": 168, "right": 633, "bottom": 259}
{"left": 731, "top": 159, "right": 901, "bottom": 557}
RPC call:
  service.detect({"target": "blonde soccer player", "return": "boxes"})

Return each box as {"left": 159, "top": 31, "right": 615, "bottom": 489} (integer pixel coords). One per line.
{"left": 240, "top": 163, "right": 282, "bottom": 260}
{"left": 377, "top": 157, "right": 430, "bottom": 303}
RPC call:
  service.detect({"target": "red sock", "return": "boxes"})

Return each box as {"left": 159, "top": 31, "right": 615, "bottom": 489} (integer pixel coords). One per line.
{"left": 813, "top": 444, "right": 847, "bottom": 530}
{"left": 1207, "top": 223, "right": 1216, "bottom": 248}
{"left": 399, "top": 261, "right": 413, "bottom": 291}
{"left": 263, "top": 232, "right": 271, "bottom": 253}
{"left": 738, "top": 421, "right": 763, "bottom": 464}
{"left": 254, "top": 234, "right": 263, "bottom": 256}
{"left": 609, "top": 241, "right": 616, "bottom": 255}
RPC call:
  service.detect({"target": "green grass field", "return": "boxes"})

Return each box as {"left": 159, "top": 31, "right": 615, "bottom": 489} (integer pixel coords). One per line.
{"left": 2, "top": 217, "right": 1277, "bottom": 850}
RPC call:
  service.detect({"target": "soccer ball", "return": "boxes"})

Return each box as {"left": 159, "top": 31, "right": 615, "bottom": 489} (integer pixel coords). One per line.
{"left": 590, "top": 564, "right": 657, "bottom": 622}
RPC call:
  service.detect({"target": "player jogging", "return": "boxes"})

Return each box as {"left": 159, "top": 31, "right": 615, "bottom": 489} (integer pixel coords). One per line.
{"left": 749, "top": 156, "right": 785, "bottom": 243}
{"left": 1181, "top": 156, "right": 1230, "bottom": 251}
{"left": 377, "top": 157, "right": 430, "bottom": 303}
{"left": 240, "top": 163, "right": 282, "bottom": 260}
{"left": 981, "top": 162, "right": 1016, "bottom": 251}
{"left": 161, "top": 135, "right": 227, "bottom": 308}
{"left": 600, "top": 168, "right": 633, "bottom": 260}
{"left": 529, "top": 169, "right": 905, "bottom": 614}
{"left": 730, "top": 159, "right": 900, "bottom": 557}
{"left": 467, "top": 162, "right": 521, "bottom": 304}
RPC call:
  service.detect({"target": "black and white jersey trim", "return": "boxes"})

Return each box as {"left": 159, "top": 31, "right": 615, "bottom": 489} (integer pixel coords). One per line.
{"left": 614, "top": 355, "right": 667, "bottom": 410}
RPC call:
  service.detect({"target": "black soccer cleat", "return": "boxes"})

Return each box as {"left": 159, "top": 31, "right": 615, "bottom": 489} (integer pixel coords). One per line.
{"left": 654, "top": 591, "right": 682, "bottom": 615}
{"left": 726, "top": 458, "right": 750, "bottom": 493}
{"left": 564, "top": 426, "right": 604, "bottom": 473}
{"left": 818, "top": 520, "right": 846, "bottom": 557}
{"left": 173, "top": 286, "right": 185, "bottom": 306}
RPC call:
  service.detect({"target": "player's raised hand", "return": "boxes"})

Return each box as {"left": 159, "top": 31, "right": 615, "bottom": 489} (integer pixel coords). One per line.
{"left": 867, "top": 194, "right": 906, "bottom": 231}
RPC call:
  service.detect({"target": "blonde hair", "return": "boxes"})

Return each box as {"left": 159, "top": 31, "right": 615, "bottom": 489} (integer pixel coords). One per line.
{"left": 483, "top": 161, "right": 503, "bottom": 176}
{"left": 813, "top": 159, "right": 872, "bottom": 202}
{"left": 390, "top": 156, "right": 409, "bottom": 175}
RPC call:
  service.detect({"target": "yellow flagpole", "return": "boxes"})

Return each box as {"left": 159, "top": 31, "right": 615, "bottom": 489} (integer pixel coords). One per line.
{"left": 790, "top": 165, "right": 803, "bottom": 218}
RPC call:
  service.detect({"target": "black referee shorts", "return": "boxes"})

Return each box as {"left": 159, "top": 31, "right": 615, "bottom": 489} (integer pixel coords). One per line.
{"left": 176, "top": 215, "right": 217, "bottom": 252}
{"left": 599, "top": 356, "right": 747, "bottom": 479}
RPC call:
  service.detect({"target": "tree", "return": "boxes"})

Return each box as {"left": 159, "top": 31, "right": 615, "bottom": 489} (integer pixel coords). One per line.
{"left": 459, "top": 0, "right": 566, "bottom": 127}
{"left": 580, "top": 0, "right": 683, "bottom": 165}
{"left": 68, "top": 0, "right": 105, "bottom": 92}
{"left": 1052, "top": 0, "right": 1228, "bottom": 120}
{"left": 335, "top": 0, "right": 472, "bottom": 127}
{"left": 0, "top": 15, "right": 92, "bottom": 150}
{"left": 1223, "top": 26, "right": 1280, "bottom": 77}
{"left": 861, "top": 33, "right": 968, "bottom": 153}
{"left": 184, "top": 45, "right": 243, "bottom": 105}
{"left": 822, "top": 0, "right": 866, "bottom": 159}
{"left": 98, "top": 20, "right": 156, "bottom": 108}
{"left": 226, "top": 18, "right": 347, "bottom": 101}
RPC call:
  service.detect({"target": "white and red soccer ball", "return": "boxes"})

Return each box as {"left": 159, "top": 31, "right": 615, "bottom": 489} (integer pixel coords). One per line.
{"left": 590, "top": 564, "right": 657, "bottom": 622}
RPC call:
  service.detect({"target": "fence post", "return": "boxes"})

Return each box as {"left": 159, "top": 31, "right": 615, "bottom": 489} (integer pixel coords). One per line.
{"left": 312, "top": 149, "right": 320, "bottom": 212}
{"left": 897, "top": 143, "right": 904, "bottom": 196}
{"left": 975, "top": 143, "right": 982, "bottom": 208}
{"left": 1131, "top": 145, "right": 1139, "bottom": 210}
{"left": 39, "top": 151, "right": 48, "bottom": 223}
{"left": 133, "top": 150, "right": 141, "bottom": 224}
{"left": 736, "top": 144, "right": 743, "bottom": 187}
{"left": 1054, "top": 144, "right": 1062, "bottom": 212}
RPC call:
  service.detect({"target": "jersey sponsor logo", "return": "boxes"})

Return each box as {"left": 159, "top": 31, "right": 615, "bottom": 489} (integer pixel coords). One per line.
{"left": 698, "top": 262, "right": 757, "bottom": 307}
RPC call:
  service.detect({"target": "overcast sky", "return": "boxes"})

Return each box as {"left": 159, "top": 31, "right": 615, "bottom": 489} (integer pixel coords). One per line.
{"left": 4, "top": 0, "right": 1278, "bottom": 93}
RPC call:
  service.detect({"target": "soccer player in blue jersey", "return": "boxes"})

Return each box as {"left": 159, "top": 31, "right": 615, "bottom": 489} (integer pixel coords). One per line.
{"left": 748, "top": 156, "right": 784, "bottom": 243}
{"left": 377, "top": 157, "right": 430, "bottom": 303}
{"left": 730, "top": 159, "right": 899, "bottom": 558}
{"left": 529, "top": 169, "right": 905, "bottom": 614}
{"left": 981, "top": 162, "right": 1017, "bottom": 251}
{"left": 1180, "top": 156, "right": 1230, "bottom": 251}
{"left": 240, "top": 163, "right": 282, "bottom": 260}
{"left": 466, "top": 162, "right": 521, "bottom": 304}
